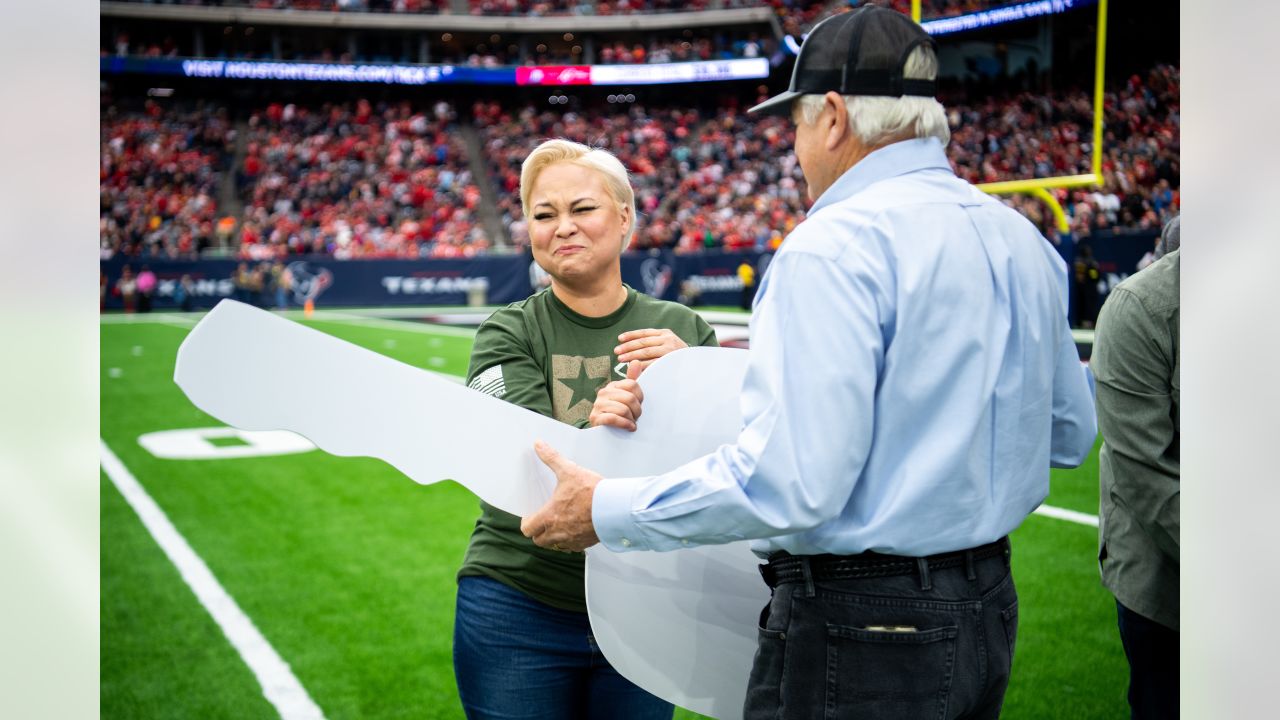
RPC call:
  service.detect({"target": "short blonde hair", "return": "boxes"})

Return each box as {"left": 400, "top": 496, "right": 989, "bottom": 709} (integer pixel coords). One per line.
{"left": 520, "top": 138, "right": 637, "bottom": 246}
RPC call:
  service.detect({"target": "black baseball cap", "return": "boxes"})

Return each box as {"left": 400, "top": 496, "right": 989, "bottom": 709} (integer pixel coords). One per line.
{"left": 748, "top": 6, "right": 937, "bottom": 117}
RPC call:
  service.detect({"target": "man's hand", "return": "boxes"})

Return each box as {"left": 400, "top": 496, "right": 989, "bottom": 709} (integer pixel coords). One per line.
{"left": 590, "top": 361, "right": 644, "bottom": 432}
{"left": 521, "top": 440, "right": 602, "bottom": 552}
{"left": 615, "top": 328, "right": 688, "bottom": 372}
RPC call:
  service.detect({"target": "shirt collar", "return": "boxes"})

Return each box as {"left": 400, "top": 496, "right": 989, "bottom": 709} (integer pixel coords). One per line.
{"left": 807, "top": 137, "right": 952, "bottom": 216}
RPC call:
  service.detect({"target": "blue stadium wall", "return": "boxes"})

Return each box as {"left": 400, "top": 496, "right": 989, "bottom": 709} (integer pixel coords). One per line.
{"left": 99, "top": 231, "right": 1156, "bottom": 311}
{"left": 100, "top": 249, "right": 774, "bottom": 310}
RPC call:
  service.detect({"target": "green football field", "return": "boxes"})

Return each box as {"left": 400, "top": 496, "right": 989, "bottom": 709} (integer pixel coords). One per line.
{"left": 101, "top": 308, "right": 1126, "bottom": 719}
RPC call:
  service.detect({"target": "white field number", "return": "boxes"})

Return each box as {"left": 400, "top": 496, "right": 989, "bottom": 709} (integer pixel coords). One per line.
{"left": 138, "top": 427, "right": 316, "bottom": 460}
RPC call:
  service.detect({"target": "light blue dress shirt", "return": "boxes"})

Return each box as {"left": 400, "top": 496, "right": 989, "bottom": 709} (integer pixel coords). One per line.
{"left": 593, "top": 138, "right": 1097, "bottom": 558}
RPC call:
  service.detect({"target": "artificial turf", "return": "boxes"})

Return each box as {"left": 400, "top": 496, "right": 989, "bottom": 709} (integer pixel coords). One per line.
{"left": 102, "top": 312, "right": 1126, "bottom": 719}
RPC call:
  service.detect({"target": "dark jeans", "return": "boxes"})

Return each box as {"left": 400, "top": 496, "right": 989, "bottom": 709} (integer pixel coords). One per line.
{"left": 745, "top": 544, "right": 1018, "bottom": 720}
{"left": 1116, "top": 601, "right": 1179, "bottom": 720}
{"left": 453, "top": 575, "right": 673, "bottom": 720}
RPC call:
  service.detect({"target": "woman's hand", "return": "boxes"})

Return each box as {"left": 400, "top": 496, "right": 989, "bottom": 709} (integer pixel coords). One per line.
{"left": 589, "top": 362, "right": 644, "bottom": 432}
{"left": 614, "top": 328, "right": 688, "bottom": 372}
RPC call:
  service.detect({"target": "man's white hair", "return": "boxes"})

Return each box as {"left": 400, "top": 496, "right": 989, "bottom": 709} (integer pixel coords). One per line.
{"left": 795, "top": 45, "right": 950, "bottom": 147}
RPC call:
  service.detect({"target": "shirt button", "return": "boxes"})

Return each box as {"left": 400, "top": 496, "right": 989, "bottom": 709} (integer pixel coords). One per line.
{"left": 620, "top": 538, "right": 632, "bottom": 548}
{"left": 681, "top": 539, "right": 691, "bottom": 546}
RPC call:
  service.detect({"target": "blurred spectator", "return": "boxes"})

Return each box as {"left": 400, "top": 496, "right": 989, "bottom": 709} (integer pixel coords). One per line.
{"left": 737, "top": 258, "right": 755, "bottom": 309}
{"left": 115, "top": 266, "right": 138, "bottom": 313}
{"left": 136, "top": 265, "right": 157, "bottom": 313}
{"left": 174, "top": 274, "right": 196, "bottom": 312}
{"left": 676, "top": 277, "right": 702, "bottom": 307}
{"left": 1073, "top": 243, "right": 1101, "bottom": 328}
{"left": 274, "top": 262, "right": 293, "bottom": 308}
{"left": 233, "top": 262, "right": 253, "bottom": 304}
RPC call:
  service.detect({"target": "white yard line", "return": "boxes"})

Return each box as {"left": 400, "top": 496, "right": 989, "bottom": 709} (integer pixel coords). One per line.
{"left": 300, "top": 311, "right": 478, "bottom": 338}
{"left": 101, "top": 308, "right": 478, "bottom": 338}
{"left": 100, "top": 313, "right": 201, "bottom": 329}
{"left": 100, "top": 440, "right": 326, "bottom": 720}
{"left": 1034, "top": 503, "right": 1099, "bottom": 527}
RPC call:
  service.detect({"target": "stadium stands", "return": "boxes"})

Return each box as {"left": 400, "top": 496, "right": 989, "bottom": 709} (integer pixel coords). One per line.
{"left": 102, "top": 18, "right": 772, "bottom": 65}
{"left": 236, "top": 99, "right": 488, "bottom": 259}
{"left": 473, "top": 100, "right": 805, "bottom": 253}
{"left": 100, "top": 61, "right": 1180, "bottom": 260}
{"left": 99, "top": 0, "right": 1177, "bottom": 260}
{"left": 100, "top": 1, "right": 1044, "bottom": 67}
{"left": 100, "top": 101, "right": 232, "bottom": 258}
{"left": 951, "top": 63, "right": 1180, "bottom": 237}
{"left": 105, "top": 0, "right": 1013, "bottom": 20}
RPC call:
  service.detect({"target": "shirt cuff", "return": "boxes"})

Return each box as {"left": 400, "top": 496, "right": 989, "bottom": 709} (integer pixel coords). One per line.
{"left": 592, "top": 475, "right": 651, "bottom": 552}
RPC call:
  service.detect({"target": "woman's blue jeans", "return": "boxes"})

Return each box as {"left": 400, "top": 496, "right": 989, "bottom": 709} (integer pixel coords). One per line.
{"left": 453, "top": 575, "right": 673, "bottom": 720}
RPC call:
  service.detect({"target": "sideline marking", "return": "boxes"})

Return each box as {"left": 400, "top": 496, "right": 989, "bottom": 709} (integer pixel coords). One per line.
{"left": 100, "top": 440, "right": 326, "bottom": 720}
{"left": 1034, "top": 503, "right": 1099, "bottom": 527}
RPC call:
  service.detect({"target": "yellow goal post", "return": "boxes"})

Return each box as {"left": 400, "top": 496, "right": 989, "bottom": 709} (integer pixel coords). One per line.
{"left": 911, "top": 0, "right": 1108, "bottom": 234}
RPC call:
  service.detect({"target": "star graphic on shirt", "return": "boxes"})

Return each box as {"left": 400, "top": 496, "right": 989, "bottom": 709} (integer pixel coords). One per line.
{"left": 559, "top": 362, "right": 603, "bottom": 412}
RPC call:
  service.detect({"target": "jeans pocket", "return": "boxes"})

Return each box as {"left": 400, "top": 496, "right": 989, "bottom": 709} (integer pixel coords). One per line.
{"left": 824, "top": 623, "right": 958, "bottom": 720}
{"left": 1001, "top": 600, "right": 1019, "bottom": 662}
{"left": 743, "top": 606, "right": 788, "bottom": 720}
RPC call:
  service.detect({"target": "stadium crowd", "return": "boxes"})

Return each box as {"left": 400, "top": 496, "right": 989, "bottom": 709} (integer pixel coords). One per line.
{"left": 111, "top": 0, "right": 1011, "bottom": 19}
{"left": 105, "top": 30, "right": 772, "bottom": 67}
{"left": 236, "top": 99, "right": 489, "bottom": 259}
{"left": 950, "top": 63, "right": 1180, "bottom": 237}
{"left": 100, "top": 101, "right": 233, "bottom": 259}
{"left": 101, "top": 61, "right": 1178, "bottom": 260}
{"left": 458, "top": 0, "right": 998, "bottom": 21}
{"left": 473, "top": 100, "right": 806, "bottom": 254}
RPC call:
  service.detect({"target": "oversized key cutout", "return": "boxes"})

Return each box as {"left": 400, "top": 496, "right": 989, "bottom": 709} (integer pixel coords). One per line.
{"left": 175, "top": 300, "right": 768, "bottom": 719}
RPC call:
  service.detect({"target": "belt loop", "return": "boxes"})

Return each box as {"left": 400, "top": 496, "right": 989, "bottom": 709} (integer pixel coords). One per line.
{"left": 964, "top": 550, "right": 977, "bottom": 581}
{"left": 1003, "top": 538, "right": 1012, "bottom": 569}
{"left": 801, "top": 557, "right": 816, "bottom": 597}
{"left": 916, "top": 557, "right": 932, "bottom": 591}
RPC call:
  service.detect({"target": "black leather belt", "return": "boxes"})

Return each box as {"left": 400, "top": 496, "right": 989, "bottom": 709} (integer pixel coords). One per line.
{"left": 759, "top": 536, "right": 1010, "bottom": 588}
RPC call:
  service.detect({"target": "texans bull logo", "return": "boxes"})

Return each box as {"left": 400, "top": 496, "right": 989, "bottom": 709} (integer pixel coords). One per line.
{"left": 640, "top": 257, "right": 673, "bottom": 299}
{"left": 287, "top": 261, "right": 334, "bottom": 305}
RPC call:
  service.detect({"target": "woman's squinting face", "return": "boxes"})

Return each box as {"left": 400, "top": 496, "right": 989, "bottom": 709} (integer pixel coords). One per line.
{"left": 528, "top": 163, "right": 630, "bottom": 283}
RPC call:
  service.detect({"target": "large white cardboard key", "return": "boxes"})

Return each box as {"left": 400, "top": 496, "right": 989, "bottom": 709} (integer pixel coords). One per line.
{"left": 174, "top": 300, "right": 767, "bottom": 719}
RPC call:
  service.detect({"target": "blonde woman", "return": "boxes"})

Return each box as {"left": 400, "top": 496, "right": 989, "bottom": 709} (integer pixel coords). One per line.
{"left": 452, "top": 139, "right": 717, "bottom": 719}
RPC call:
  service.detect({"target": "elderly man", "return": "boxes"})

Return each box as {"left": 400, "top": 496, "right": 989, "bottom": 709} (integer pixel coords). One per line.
{"left": 521, "top": 7, "right": 1097, "bottom": 718}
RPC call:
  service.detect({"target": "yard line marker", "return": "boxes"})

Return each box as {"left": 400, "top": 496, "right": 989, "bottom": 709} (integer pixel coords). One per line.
{"left": 1034, "top": 503, "right": 1099, "bottom": 527}
{"left": 100, "top": 440, "right": 326, "bottom": 720}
